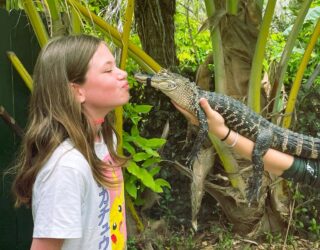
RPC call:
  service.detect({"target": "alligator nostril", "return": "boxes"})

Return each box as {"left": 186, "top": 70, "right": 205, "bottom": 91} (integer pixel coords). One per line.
{"left": 147, "top": 77, "right": 152, "bottom": 86}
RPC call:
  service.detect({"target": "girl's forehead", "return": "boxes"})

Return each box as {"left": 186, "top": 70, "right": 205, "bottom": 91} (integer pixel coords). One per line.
{"left": 89, "top": 43, "right": 115, "bottom": 67}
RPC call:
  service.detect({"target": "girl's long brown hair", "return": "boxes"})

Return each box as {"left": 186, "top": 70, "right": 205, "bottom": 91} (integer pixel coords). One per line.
{"left": 12, "top": 35, "right": 126, "bottom": 207}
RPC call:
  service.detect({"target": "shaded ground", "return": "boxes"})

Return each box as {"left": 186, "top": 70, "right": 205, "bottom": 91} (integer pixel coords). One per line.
{"left": 130, "top": 166, "right": 320, "bottom": 249}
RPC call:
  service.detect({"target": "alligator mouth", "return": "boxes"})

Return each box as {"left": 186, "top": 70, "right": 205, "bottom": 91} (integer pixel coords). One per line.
{"left": 134, "top": 72, "right": 171, "bottom": 90}
{"left": 134, "top": 73, "right": 153, "bottom": 86}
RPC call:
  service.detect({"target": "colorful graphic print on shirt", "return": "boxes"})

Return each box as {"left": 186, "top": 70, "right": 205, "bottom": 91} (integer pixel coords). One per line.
{"left": 100, "top": 154, "right": 126, "bottom": 250}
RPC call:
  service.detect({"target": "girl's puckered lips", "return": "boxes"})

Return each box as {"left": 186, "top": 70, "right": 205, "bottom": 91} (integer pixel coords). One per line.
{"left": 121, "top": 82, "right": 129, "bottom": 90}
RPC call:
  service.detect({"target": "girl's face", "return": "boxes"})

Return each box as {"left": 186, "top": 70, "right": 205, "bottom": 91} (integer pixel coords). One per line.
{"left": 78, "top": 43, "right": 130, "bottom": 120}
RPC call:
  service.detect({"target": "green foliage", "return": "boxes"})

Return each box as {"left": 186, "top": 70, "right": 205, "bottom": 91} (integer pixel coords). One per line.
{"left": 157, "top": 188, "right": 177, "bottom": 221}
{"left": 164, "top": 232, "right": 195, "bottom": 250}
{"left": 267, "top": 4, "right": 320, "bottom": 88}
{"left": 209, "top": 224, "right": 234, "bottom": 249}
{"left": 308, "top": 218, "right": 320, "bottom": 236}
{"left": 289, "top": 183, "right": 320, "bottom": 240}
{"left": 123, "top": 102, "right": 171, "bottom": 202}
{"left": 294, "top": 84, "right": 320, "bottom": 136}
{"left": 174, "top": 3, "right": 211, "bottom": 72}
{"left": 264, "top": 232, "right": 282, "bottom": 245}
{"left": 151, "top": 229, "right": 196, "bottom": 250}
{"left": 123, "top": 58, "right": 172, "bottom": 203}
{"left": 126, "top": 236, "right": 138, "bottom": 250}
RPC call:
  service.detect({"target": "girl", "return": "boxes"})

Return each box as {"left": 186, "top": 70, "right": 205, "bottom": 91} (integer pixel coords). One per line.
{"left": 12, "top": 34, "right": 129, "bottom": 250}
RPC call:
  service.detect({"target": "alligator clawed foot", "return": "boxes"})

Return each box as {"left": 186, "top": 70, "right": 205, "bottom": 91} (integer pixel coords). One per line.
{"left": 185, "top": 155, "right": 195, "bottom": 169}
{"left": 246, "top": 176, "right": 261, "bottom": 206}
{"left": 185, "top": 147, "right": 200, "bottom": 168}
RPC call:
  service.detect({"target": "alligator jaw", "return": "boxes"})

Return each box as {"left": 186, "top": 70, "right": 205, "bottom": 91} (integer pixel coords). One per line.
{"left": 134, "top": 73, "right": 153, "bottom": 86}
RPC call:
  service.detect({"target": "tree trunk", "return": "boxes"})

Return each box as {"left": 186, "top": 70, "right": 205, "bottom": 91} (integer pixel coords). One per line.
{"left": 134, "top": 0, "right": 179, "bottom": 69}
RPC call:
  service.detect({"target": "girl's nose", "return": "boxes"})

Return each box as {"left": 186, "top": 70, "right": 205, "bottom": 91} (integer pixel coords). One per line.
{"left": 116, "top": 68, "right": 127, "bottom": 79}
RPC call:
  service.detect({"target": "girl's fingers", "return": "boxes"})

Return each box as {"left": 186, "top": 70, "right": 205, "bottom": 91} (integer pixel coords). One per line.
{"left": 171, "top": 101, "right": 199, "bottom": 125}
{"left": 199, "top": 98, "right": 214, "bottom": 118}
{"left": 199, "top": 98, "right": 225, "bottom": 124}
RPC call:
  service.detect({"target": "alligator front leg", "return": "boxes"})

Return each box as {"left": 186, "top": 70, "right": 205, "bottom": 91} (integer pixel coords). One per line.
{"left": 246, "top": 129, "right": 273, "bottom": 205}
{"left": 186, "top": 108, "right": 209, "bottom": 168}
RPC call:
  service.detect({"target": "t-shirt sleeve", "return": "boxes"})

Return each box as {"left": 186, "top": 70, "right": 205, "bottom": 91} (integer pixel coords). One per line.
{"left": 32, "top": 165, "right": 87, "bottom": 239}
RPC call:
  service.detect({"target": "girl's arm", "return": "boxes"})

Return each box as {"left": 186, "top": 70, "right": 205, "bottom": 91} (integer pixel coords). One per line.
{"left": 31, "top": 238, "right": 64, "bottom": 250}
{"left": 172, "top": 98, "right": 294, "bottom": 176}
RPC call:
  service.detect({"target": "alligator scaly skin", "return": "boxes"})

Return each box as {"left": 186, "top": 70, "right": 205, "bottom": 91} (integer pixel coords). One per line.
{"left": 201, "top": 90, "right": 319, "bottom": 203}
{"left": 134, "top": 71, "right": 320, "bottom": 204}
{"left": 200, "top": 91, "right": 319, "bottom": 159}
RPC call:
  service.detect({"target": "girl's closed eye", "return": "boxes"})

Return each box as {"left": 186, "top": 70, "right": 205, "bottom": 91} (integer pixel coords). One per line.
{"left": 104, "top": 68, "right": 113, "bottom": 73}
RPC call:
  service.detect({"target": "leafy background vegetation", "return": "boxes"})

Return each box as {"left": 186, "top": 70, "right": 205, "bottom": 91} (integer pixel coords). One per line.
{"left": 124, "top": 1, "right": 320, "bottom": 248}
{"left": 129, "top": 2, "right": 320, "bottom": 249}
{"left": 1, "top": 0, "right": 319, "bottom": 249}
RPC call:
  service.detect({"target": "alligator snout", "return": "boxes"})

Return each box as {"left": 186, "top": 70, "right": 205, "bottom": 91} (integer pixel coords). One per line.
{"left": 134, "top": 73, "right": 154, "bottom": 86}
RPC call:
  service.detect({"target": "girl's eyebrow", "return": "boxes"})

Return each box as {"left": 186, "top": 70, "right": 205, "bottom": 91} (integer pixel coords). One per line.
{"left": 104, "top": 60, "right": 115, "bottom": 66}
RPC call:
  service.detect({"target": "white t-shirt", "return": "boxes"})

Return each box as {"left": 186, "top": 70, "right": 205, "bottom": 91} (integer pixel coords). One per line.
{"left": 32, "top": 138, "right": 126, "bottom": 250}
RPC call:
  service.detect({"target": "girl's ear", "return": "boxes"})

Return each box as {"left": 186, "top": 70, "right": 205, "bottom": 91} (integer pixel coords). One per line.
{"left": 70, "top": 83, "right": 86, "bottom": 103}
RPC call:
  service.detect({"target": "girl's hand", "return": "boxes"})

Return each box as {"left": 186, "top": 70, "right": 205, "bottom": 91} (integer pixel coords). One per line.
{"left": 198, "top": 98, "right": 225, "bottom": 134}
{"left": 172, "top": 98, "right": 229, "bottom": 139}
{"left": 171, "top": 101, "right": 199, "bottom": 125}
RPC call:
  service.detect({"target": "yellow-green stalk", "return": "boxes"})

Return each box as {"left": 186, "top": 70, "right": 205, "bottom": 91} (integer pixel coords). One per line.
{"left": 22, "top": 0, "right": 49, "bottom": 47}
{"left": 204, "top": 0, "right": 244, "bottom": 190}
{"left": 204, "top": 0, "right": 226, "bottom": 94}
{"left": 226, "top": 0, "right": 239, "bottom": 15}
{"left": 271, "top": 0, "right": 313, "bottom": 122}
{"left": 247, "top": 0, "right": 276, "bottom": 113}
{"left": 115, "top": 0, "right": 135, "bottom": 155}
{"left": 7, "top": 51, "right": 33, "bottom": 92}
{"left": 282, "top": 19, "right": 320, "bottom": 128}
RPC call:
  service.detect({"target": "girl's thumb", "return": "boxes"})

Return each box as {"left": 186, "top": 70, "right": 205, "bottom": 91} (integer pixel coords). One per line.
{"left": 199, "top": 98, "right": 210, "bottom": 114}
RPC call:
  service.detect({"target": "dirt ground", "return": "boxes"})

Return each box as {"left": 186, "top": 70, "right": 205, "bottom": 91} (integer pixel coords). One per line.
{"left": 133, "top": 168, "right": 320, "bottom": 249}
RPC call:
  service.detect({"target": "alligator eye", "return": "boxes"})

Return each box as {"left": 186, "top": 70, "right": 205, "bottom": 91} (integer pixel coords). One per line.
{"left": 168, "top": 80, "right": 176, "bottom": 88}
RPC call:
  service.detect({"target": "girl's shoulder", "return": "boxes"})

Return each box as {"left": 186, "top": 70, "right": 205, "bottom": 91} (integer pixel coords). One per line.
{"left": 52, "top": 139, "right": 88, "bottom": 167}
{"left": 37, "top": 139, "right": 92, "bottom": 181}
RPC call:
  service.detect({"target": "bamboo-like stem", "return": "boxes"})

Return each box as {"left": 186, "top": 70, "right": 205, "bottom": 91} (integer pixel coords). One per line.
{"left": 115, "top": 0, "right": 135, "bottom": 155}
{"left": 204, "top": 0, "right": 243, "bottom": 190}
{"left": 247, "top": 0, "right": 276, "bottom": 113}
{"left": 70, "top": 4, "right": 82, "bottom": 34}
{"left": 204, "top": 0, "right": 226, "bottom": 94}
{"left": 208, "top": 134, "right": 246, "bottom": 195}
{"left": 120, "top": 0, "right": 134, "bottom": 70}
{"left": 66, "top": 0, "right": 161, "bottom": 73}
{"left": 226, "top": 0, "right": 239, "bottom": 15}
{"left": 7, "top": 51, "right": 33, "bottom": 91}
{"left": 22, "top": 0, "right": 49, "bottom": 47}
{"left": 271, "top": 0, "right": 312, "bottom": 120}
{"left": 45, "top": 0, "right": 67, "bottom": 36}
{"left": 6, "top": 0, "right": 19, "bottom": 10}
{"left": 46, "top": 0, "right": 60, "bottom": 21}
{"left": 116, "top": 0, "right": 145, "bottom": 232}
{"left": 282, "top": 19, "right": 320, "bottom": 128}
{"left": 125, "top": 193, "right": 144, "bottom": 232}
